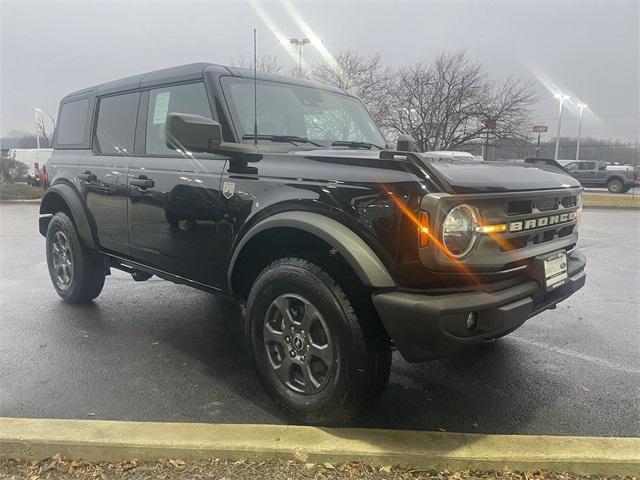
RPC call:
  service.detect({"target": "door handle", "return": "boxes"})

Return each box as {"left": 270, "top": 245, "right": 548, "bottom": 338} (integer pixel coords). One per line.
{"left": 130, "top": 175, "right": 155, "bottom": 189}
{"left": 78, "top": 171, "right": 97, "bottom": 182}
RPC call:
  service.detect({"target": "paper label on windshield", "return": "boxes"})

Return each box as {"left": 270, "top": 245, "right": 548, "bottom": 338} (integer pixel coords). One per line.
{"left": 152, "top": 91, "right": 171, "bottom": 124}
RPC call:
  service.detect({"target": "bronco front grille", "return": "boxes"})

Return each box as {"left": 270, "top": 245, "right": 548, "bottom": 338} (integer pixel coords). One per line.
{"left": 501, "top": 224, "right": 576, "bottom": 251}
{"left": 420, "top": 187, "right": 582, "bottom": 272}
{"left": 506, "top": 194, "right": 579, "bottom": 216}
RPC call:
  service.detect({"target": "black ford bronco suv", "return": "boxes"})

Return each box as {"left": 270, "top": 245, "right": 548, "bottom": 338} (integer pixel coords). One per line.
{"left": 40, "top": 63, "right": 586, "bottom": 424}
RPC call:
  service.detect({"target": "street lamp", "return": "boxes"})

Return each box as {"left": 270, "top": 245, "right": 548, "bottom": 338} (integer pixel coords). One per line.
{"left": 289, "top": 37, "right": 310, "bottom": 77}
{"left": 553, "top": 93, "right": 570, "bottom": 161}
{"left": 575, "top": 103, "right": 588, "bottom": 160}
{"left": 33, "top": 108, "right": 42, "bottom": 149}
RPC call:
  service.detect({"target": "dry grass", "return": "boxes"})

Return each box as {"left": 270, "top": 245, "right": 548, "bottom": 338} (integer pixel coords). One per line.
{"left": 582, "top": 193, "right": 640, "bottom": 209}
{"left": 0, "top": 457, "right": 635, "bottom": 480}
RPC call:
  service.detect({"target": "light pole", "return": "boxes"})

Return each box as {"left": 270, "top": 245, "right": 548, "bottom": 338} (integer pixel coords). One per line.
{"left": 289, "top": 37, "right": 310, "bottom": 77}
{"left": 33, "top": 108, "right": 42, "bottom": 149}
{"left": 553, "top": 94, "right": 570, "bottom": 160}
{"left": 575, "top": 103, "right": 588, "bottom": 160}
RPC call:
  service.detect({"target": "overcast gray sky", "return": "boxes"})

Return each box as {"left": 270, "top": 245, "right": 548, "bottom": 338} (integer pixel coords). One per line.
{"left": 1, "top": 0, "right": 638, "bottom": 142}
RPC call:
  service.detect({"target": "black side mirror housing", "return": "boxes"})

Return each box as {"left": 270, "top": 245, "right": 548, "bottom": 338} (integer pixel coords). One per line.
{"left": 165, "top": 113, "right": 222, "bottom": 153}
{"left": 396, "top": 134, "right": 419, "bottom": 152}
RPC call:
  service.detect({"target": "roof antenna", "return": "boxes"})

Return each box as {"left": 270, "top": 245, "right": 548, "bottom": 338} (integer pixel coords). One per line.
{"left": 253, "top": 28, "right": 258, "bottom": 148}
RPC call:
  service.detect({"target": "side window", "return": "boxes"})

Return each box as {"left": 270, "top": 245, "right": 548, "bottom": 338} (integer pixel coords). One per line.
{"left": 564, "top": 162, "right": 578, "bottom": 171}
{"left": 56, "top": 98, "right": 89, "bottom": 145}
{"left": 146, "top": 83, "right": 213, "bottom": 155}
{"left": 94, "top": 92, "right": 140, "bottom": 155}
{"left": 578, "top": 162, "right": 595, "bottom": 170}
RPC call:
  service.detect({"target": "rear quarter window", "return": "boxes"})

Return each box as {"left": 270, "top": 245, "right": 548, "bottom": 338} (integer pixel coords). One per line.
{"left": 56, "top": 98, "right": 90, "bottom": 145}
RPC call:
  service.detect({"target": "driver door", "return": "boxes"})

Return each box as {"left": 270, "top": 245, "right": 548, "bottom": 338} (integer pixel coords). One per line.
{"left": 127, "top": 82, "right": 230, "bottom": 288}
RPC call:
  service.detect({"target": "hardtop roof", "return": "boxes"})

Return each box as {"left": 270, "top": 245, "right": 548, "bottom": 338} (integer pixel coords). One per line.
{"left": 62, "top": 62, "right": 347, "bottom": 101}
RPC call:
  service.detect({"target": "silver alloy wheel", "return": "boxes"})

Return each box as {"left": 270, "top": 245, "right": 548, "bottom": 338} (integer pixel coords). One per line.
{"left": 51, "top": 230, "right": 73, "bottom": 289}
{"left": 263, "top": 293, "right": 334, "bottom": 395}
{"left": 609, "top": 180, "right": 622, "bottom": 193}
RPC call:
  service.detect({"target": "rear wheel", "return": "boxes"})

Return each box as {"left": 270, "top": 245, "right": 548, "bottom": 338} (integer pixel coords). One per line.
{"left": 246, "top": 257, "right": 391, "bottom": 425}
{"left": 607, "top": 179, "right": 623, "bottom": 193}
{"left": 46, "top": 212, "right": 105, "bottom": 303}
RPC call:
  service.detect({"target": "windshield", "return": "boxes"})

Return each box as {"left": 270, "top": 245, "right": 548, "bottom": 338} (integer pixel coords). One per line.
{"left": 221, "top": 76, "right": 385, "bottom": 148}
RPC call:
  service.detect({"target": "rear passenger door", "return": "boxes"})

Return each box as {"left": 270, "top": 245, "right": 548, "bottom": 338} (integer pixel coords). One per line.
{"left": 81, "top": 91, "right": 140, "bottom": 255}
{"left": 127, "top": 82, "right": 229, "bottom": 288}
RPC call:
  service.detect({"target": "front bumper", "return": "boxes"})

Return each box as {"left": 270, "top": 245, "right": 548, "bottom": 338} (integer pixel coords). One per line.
{"left": 373, "top": 250, "right": 586, "bottom": 362}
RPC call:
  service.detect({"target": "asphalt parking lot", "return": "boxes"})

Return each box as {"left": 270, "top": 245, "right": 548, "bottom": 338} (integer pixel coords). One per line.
{"left": 0, "top": 203, "right": 638, "bottom": 437}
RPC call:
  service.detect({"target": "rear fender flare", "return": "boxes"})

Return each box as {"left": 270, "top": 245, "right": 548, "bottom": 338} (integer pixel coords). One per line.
{"left": 39, "top": 183, "right": 98, "bottom": 250}
{"left": 606, "top": 175, "right": 625, "bottom": 184}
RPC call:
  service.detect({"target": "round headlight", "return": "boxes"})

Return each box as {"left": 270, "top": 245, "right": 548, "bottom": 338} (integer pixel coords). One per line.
{"left": 442, "top": 204, "right": 478, "bottom": 257}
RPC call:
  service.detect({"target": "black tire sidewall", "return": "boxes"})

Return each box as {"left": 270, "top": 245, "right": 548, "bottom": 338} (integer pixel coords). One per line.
{"left": 46, "top": 213, "right": 87, "bottom": 301}
{"left": 247, "top": 262, "right": 360, "bottom": 422}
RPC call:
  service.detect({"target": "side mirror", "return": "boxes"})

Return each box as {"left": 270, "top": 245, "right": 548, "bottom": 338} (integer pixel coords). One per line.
{"left": 396, "top": 134, "right": 419, "bottom": 152}
{"left": 165, "top": 113, "right": 222, "bottom": 153}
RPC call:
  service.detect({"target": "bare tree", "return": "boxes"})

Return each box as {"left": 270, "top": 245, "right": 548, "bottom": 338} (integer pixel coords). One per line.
{"left": 225, "top": 49, "right": 535, "bottom": 151}
{"left": 36, "top": 115, "right": 54, "bottom": 147}
{"left": 385, "top": 51, "right": 536, "bottom": 151}
{"left": 312, "top": 50, "right": 392, "bottom": 127}
{"left": 231, "top": 54, "right": 285, "bottom": 74}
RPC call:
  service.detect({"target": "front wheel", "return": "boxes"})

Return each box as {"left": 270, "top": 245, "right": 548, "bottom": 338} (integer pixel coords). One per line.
{"left": 46, "top": 212, "right": 106, "bottom": 303}
{"left": 246, "top": 257, "right": 391, "bottom": 425}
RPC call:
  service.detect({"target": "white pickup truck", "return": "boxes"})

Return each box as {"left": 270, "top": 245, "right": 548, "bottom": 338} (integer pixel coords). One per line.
{"left": 6, "top": 148, "right": 53, "bottom": 186}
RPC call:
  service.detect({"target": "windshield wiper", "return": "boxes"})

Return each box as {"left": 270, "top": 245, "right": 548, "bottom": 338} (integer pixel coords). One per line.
{"left": 242, "top": 134, "right": 324, "bottom": 147}
{"left": 331, "top": 140, "right": 384, "bottom": 150}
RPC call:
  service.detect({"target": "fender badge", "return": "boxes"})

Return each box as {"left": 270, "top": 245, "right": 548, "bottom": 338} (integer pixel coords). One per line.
{"left": 222, "top": 181, "right": 235, "bottom": 199}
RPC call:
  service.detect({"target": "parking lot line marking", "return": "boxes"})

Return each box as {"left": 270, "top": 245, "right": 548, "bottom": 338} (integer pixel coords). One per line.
{"left": 512, "top": 336, "right": 640, "bottom": 375}
{"left": 1, "top": 417, "right": 639, "bottom": 476}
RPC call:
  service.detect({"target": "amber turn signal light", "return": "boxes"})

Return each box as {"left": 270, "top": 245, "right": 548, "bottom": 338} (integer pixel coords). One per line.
{"left": 418, "top": 211, "right": 430, "bottom": 247}
{"left": 476, "top": 223, "right": 508, "bottom": 234}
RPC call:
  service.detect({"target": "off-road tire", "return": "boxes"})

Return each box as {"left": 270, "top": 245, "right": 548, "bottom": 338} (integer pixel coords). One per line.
{"left": 46, "top": 212, "right": 105, "bottom": 303}
{"left": 607, "top": 179, "right": 623, "bottom": 193}
{"left": 246, "top": 256, "right": 391, "bottom": 425}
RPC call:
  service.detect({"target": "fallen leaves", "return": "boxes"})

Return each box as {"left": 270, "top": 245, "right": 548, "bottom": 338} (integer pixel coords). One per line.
{"left": 0, "top": 456, "right": 632, "bottom": 480}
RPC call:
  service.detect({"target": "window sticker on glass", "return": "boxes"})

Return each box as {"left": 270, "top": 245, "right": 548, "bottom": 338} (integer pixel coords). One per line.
{"left": 152, "top": 91, "right": 171, "bottom": 124}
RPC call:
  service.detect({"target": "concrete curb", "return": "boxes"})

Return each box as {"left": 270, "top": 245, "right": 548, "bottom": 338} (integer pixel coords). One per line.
{"left": 1, "top": 418, "right": 638, "bottom": 475}
{"left": 0, "top": 199, "right": 41, "bottom": 204}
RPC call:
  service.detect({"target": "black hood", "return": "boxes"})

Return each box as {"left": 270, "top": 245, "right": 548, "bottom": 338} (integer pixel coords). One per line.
{"left": 419, "top": 157, "right": 581, "bottom": 193}
{"left": 298, "top": 149, "right": 581, "bottom": 194}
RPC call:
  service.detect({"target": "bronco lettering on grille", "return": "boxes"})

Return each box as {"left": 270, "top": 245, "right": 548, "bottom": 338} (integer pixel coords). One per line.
{"left": 509, "top": 211, "right": 577, "bottom": 232}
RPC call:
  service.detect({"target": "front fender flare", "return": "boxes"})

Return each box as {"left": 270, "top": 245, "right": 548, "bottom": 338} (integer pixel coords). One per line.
{"left": 39, "top": 183, "right": 98, "bottom": 250}
{"left": 228, "top": 211, "right": 395, "bottom": 291}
